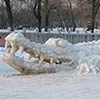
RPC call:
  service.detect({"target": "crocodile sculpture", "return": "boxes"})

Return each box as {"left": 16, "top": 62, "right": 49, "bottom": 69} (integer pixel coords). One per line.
{"left": 2, "top": 32, "right": 100, "bottom": 74}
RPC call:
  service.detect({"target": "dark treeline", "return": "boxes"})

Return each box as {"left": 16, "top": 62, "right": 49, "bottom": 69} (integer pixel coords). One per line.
{"left": 0, "top": 0, "right": 100, "bottom": 32}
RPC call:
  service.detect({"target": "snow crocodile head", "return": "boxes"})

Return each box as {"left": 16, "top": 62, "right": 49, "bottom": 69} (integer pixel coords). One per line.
{"left": 2, "top": 32, "right": 78, "bottom": 74}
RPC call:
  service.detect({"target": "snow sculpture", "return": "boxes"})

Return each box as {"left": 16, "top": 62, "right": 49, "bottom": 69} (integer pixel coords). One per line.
{"left": 76, "top": 41, "right": 100, "bottom": 75}
{"left": 3, "top": 32, "right": 77, "bottom": 74}
{"left": 3, "top": 32, "right": 100, "bottom": 75}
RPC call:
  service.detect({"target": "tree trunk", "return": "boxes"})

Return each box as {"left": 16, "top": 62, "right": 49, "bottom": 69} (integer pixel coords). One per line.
{"left": 38, "top": 0, "right": 42, "bottom": 32}
{"left": 4, "top": 0, "right": 13, "bottom": 31}
{"left": 45, "top": 11, "right": 50, "bottom": 32}
{"left": 68, "top": 0, "right": 76, "bottom": 32}
{"left": 33, "top": 0, "right": 42, "bottom": 32}
{"left": 44, "top": 0, "right": 49, "bottom": 32}
{"left": 91, "top": 0, "right": 95, "bottom": 33}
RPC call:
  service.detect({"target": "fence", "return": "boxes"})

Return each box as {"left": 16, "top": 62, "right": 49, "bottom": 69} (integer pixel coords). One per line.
{"left": 23, "top": 33, "right": 100, "bottom": 44}
{"left": 1, "top": 32, "right": 100, "bottom": 46}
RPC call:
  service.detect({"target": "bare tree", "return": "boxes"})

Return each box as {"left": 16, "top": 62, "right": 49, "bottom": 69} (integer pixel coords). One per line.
{"left": 91, "top": 0, "right": 100, "bottom": 33}
{"left": 33, "top": 0, "right": 42, "bottom": 32}
{"left": 0, "top": 0, "right": 6, "bottom": 28}
{"left": 87, "top": 0, "right": 100, "bottom": 33}
{"left": 76, "top": 0, "right": 91, "bottom": 27}
{"left": 64, "top": 0, "right": 76, "bottom": 31}
{"left": 43, "top": 0, "right": 49, "bottom": 31}
{"left": 4, "top": 0, "right": 13, "bottom": 30}
{"left": 0, "top": 0, "right": 99, "bottom": 31}
{"left": 67, "top": 0, "right": 76, "bottom": 32}
{"left": 43, "top": 0, "right": 57, "bottom": 31}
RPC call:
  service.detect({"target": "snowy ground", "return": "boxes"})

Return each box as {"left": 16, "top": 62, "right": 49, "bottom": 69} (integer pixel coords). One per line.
{"left": 0, "top": 47, "right": 100, "bottom": 99}
{"left": 0, "top": 27, "right": 100, "bottom": 34}
{"left": 1, "top": 73, "right": 100, "bottom": 99}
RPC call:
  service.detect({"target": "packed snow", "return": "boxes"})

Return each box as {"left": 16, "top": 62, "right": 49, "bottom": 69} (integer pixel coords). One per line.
{"left": 0, "top": 39, "right": 100, "bottom": 99}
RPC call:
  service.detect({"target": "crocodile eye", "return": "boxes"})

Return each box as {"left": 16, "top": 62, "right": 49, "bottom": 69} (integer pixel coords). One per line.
{"left": 58, "top": 40, "right": 65, "bottom": 48}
